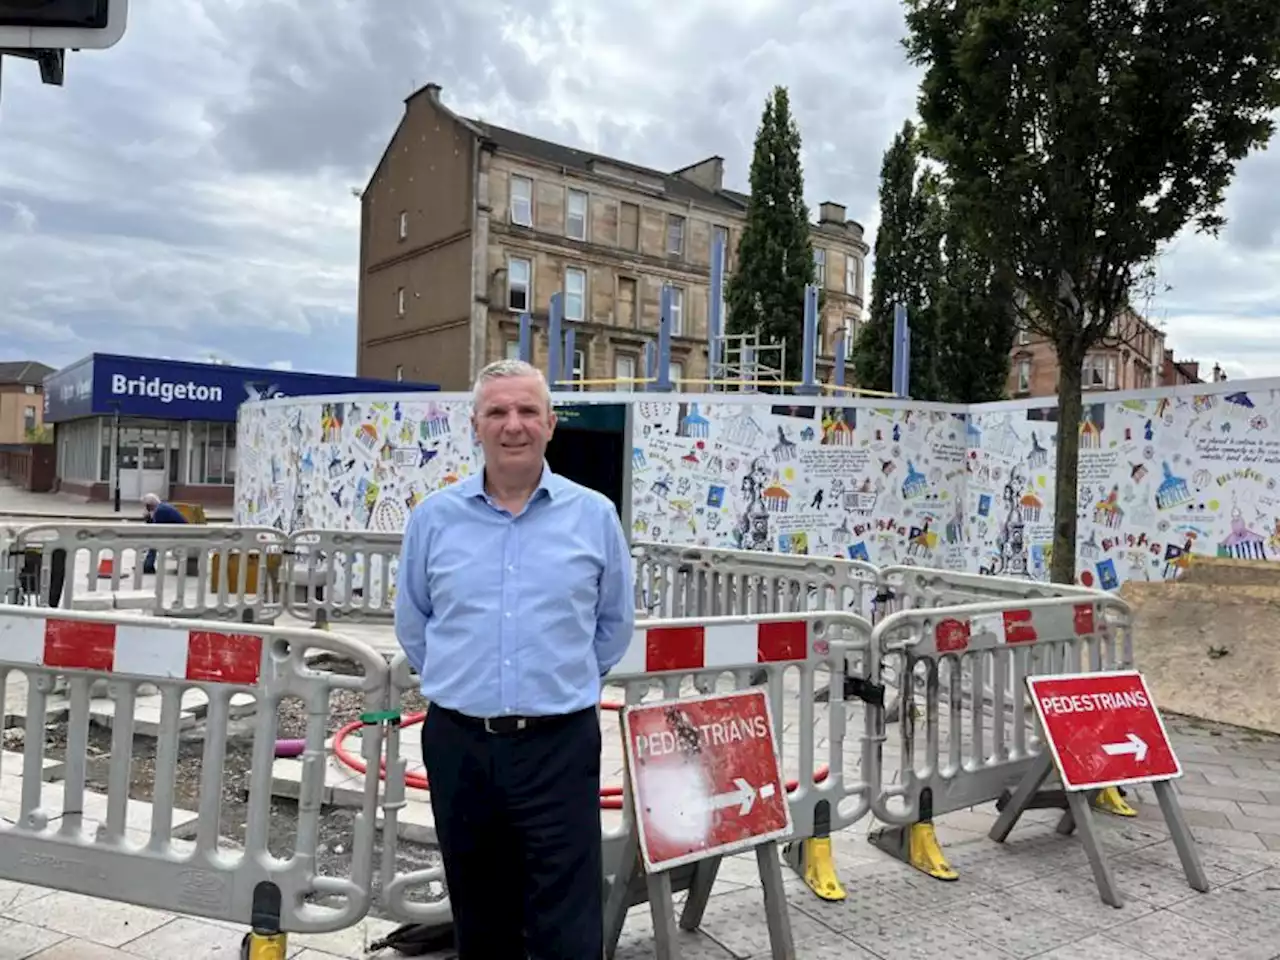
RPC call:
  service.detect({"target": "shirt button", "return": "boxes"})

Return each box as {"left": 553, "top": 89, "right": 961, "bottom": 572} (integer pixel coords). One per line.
{"left": 507, "top": 565, "right": 515, "bottom": 572}
{"left": 504, "top": 659, "right": 510, "bottom": 666}
{"left": 505, "top": 611, "right": 512, "bottom": 618}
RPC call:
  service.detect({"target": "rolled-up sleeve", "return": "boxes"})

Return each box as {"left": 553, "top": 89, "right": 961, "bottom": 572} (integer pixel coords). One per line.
{"left": 594, "top": 501, "right": 635, "bottom": 675}
{"left": 394, "top": 507, "right": 432, "bottom": 675}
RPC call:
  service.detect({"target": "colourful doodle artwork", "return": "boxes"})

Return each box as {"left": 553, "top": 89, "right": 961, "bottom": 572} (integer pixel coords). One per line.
{"left": 236, "top": 380, "right": 1280, "bottom": 591}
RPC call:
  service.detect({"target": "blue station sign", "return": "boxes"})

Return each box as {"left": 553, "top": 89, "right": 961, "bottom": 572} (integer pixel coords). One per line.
{"left": 43, "top": 354, "right": 436, "bottom": 423}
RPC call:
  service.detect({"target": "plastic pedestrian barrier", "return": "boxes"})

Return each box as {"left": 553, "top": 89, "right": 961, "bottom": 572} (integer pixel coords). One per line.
{"left": 866, "top": 593, "right": 1136, "bottom": 881}
{"left": 0, "top": 604, "right": 391, "bottom": 955}
{"left": 365, "top": 611, "right": 878, "bottom": 959}
{"left": 5, "top": 522, "right": 288, "bottom": 623}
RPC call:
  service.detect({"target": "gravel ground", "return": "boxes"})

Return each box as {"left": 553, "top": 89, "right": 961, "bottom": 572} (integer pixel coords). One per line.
{"left": 29, "top": 655, "right": 441, "bottom": 921}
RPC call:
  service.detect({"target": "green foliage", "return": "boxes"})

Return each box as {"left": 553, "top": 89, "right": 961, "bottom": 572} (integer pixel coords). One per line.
{"left": 856, "top": 120, "right": 1013, "bottom": 402}
{"left": 726, "top": 86, "right": 816, "bottom": 384}
{"left": 24, "top": 425, "right": 51, "bottom": 444}
{"left": 935, "top": 218, "right": 1017, "bottom": 404}
{"left": 904, "top": 0, "right": 1280, "bottom": 582}
{"left": 855, "top": 122, "right": 933, "bottom": 395}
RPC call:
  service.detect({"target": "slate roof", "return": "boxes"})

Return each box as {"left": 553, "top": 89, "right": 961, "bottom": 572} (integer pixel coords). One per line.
{"left": 465, "top": 118, "right": 751, "bottom": 216}
{"left": 0, "top": 361, "right": 55, "bottom": 386}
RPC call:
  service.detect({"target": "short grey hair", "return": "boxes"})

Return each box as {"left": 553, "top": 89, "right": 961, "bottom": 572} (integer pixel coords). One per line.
{"left": 141, "top": 493, "right": 160, "bottom": 507}
{"left": 471, "top": 359, "right": 552, "bottom": 410}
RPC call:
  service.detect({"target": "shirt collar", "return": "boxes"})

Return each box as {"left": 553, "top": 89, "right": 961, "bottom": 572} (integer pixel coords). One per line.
{"left": 460, "top": 460, "right": 559, "bottom": 503}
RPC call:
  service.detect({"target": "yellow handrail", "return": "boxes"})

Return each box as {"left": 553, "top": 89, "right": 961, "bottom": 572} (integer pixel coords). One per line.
{"left": 550, "top": 375, "right": 897, "bottom": 398}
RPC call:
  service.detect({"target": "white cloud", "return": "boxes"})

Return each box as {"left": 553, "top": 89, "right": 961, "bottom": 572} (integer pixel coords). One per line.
{"left": 0, "top": 0, "right": 1273, "bottom": 381}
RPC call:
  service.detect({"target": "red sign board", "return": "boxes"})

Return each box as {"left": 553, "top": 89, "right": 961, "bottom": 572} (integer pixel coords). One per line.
{"left": 1027, "top": 670, "right": 1182, "bottom": 791}
{"left": 621, "top": 688, "right": 794, "bottom": 871}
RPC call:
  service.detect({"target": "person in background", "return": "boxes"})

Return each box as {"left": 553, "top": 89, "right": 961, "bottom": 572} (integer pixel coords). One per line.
{"left": 394, "top": 358, "right": 634, "bottom": 960}
{"left": 142, "top": 492, "right": 187, "bottom": 574}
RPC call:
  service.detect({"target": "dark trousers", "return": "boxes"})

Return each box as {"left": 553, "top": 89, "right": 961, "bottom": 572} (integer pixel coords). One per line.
{"left": 422, "top": 705, "right": 603, "bottom": 960}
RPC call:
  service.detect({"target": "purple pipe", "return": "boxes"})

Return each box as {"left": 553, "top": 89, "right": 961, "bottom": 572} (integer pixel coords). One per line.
{"left": 274, "top": 739, "right": 306, "bottom": 758}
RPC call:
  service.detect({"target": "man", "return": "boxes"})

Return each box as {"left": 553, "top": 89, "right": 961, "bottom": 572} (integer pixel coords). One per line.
{"left": 141, "top": 492, "right": 187, "bottom": 574}
{"left": 394, "top": 358, "right": 634, "bottom": 960}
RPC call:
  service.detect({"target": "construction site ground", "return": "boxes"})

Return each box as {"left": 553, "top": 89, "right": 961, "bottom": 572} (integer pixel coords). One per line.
{"left": 0, "top": 713, "right": 1279, "bottom": 958}
{"left": 3, "top": 495, "right": 1280, "bottom": 956}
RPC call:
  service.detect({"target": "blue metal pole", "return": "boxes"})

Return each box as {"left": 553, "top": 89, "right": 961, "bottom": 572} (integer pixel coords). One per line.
{"left": 518, "top": 312, "right": 532, "bottom": 363}
{"left": 547, "top": 292, "right": 563, "bottom": 390}
{"left": 657, "top": 285, "right": 673, "bottom": 391}
{"left": 833, "top": 329, "right": 846, "bottom": 390}
{"left": 798, "top": 284, "right": 819, "bottom": 396}
{"left": 708, "top": 232, "right": 725, "bottom": 387}
{"left": 892, "top": 302, "right": 907, "bottom": 396}
{"left": 563, "top": 326, "right": 576, "bottom": 389}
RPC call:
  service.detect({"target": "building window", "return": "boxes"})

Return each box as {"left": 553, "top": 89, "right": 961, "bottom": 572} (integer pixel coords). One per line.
{"left": 712, "top": 225, "right": 729, "bottom": 267}
{"left": 614, "top": 354, "right": 637, "bottom": 392}
{"left": 188, "top": 423, "right": 237, "bottom": 486}
{"left": 814, "top": 248, "right": 826, "bottom": 287}
{"left": 510, "top": 175, "right": 533, "bottom": 226}
{"left": 564, "top": 267, "right": 586, "bottom": 322}
{"left": 1017, "top": 359, "right": 1032, "bottom": 393}
{"left": 505, "top": 339, "right": 520, "bottom": 360}
{"left": 394, "top": 365, "right": 403, "bottom": 382}
{"left": 23, "top": 405, "right": 36, "bottom": 435}
{"left": 1083, "top": 354, "right": 1117, "bottom": 391}
{"left": 570, "top": 349, "right": 586, "bottom": 391}
{"left": 396, "top": 287, "right": 406, "bottom": 316}
{"left": 508, "top": 257, "right": 532, "bottom": 312}
{"left": 670, "top": 360, "right": 685, "bottom": 387}
{"left": 666, "top": 215, "right": 685, "bottom": 257}
{"left": 841, "top": 316, "right": 856, "bottom": 360}
{"left": 566, "top": 189, "right": 588, "bottom": 241}
{"left": 398, "top": 210, "right": 408, "bottom": 240}
{"left": 845, "top": 255, "right": 857, "bottom": 296}
{"left": 620, "top": 202, "right": 639, "bottom": 250}
{"left": 664, "top": 284, "right": 684, "bottom": 336}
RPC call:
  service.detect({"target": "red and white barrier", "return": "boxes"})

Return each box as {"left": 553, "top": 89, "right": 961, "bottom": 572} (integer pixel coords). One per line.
{"left": 0, "top": 615, "right": 263, "bottom": 684}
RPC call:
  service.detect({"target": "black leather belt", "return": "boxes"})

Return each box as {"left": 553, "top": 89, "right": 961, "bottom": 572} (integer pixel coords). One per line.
{"left": 438, "top": 706, "right": 586, "bottom": 735}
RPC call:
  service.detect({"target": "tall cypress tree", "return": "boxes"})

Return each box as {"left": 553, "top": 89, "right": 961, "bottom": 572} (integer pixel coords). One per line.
{"left": 935, "top": 217, "right": 1016, "bottom": 403}
{"left": 726, "top": 86, "right": 815, "bottom": 384}
{"left": 854, "top": 121, "right": 944, "bottom": 399}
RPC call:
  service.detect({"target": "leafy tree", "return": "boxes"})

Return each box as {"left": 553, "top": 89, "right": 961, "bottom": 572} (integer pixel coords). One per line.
{"left": 854, "top": 121, "right": 945, "bottom": 400}
{"left": 726, "top": 86, "right": 816, "bottom": 384}
{"left": 935, "top": 217, "right": 1017, "bottom": 403}
{"left": 903, "top": 0, "right": 1280, "bottom": 583}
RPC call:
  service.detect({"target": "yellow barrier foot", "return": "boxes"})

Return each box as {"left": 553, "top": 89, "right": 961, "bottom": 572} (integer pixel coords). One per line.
{"left": 241, "top": 932, "right": 288, "bottom": 960}
{"left": 783, "top": 837, "right": 847, "bottom": 901}
{"left": 907, "top": 822, "right": 959, "bottom": 881}
{"left": 803, "top": 837, "right": 848, "bottom": 901}
{"left": 1094, "top": 786, "right": 1138, "bottom": 817}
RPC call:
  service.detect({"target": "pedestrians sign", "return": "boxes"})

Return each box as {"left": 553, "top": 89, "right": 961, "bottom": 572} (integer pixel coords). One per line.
{"left": 621, "top": 687, "right": 793, "bottom": 871}
{"left": 1027, "top": 670, "right": 1182, "bottom": 791}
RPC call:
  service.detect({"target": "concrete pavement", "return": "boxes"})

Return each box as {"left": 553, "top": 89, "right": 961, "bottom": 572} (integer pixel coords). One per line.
{"left": 0, "top": 482, "right": 233, "bottom": 523}
{"left": 1, "top": 713, "right": 1278, "bottom": 959}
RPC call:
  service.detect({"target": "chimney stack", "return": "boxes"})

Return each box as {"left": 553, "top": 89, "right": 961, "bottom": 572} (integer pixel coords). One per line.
{"left": 818, "top": 201, "right": 847, "bottom": 226}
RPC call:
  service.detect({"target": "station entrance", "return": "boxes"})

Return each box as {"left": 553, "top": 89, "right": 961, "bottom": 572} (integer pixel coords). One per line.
{"left": 546, "top": 402, "right": 628, "bottom": 518}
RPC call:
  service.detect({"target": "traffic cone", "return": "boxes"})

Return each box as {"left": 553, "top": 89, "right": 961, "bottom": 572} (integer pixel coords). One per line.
{"left": 97, "top": 557, "right": 113, "bottom": 578}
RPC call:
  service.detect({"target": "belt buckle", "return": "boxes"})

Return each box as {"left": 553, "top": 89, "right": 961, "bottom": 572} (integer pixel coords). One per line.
{"left": 484, "top": 716, "right": 527, "bottom": 734}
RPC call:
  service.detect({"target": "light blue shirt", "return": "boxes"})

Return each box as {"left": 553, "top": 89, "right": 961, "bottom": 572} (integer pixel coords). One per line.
{"left": 393, "top": 462, "right": 635, "bottom": 718}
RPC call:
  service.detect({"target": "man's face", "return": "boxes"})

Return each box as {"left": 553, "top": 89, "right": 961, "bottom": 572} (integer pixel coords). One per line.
{"left": 472, "top": 375, "right": 556, "bottom": 476}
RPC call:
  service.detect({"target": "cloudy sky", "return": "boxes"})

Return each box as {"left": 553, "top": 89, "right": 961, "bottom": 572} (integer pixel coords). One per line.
{"left": 0, "top": 0, "right": 1276, "bottom": 381}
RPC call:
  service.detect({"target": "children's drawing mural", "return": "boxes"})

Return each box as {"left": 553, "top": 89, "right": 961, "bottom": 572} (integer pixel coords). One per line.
{"left": 236, "top": 381, "right": 1280, "bottom": 591}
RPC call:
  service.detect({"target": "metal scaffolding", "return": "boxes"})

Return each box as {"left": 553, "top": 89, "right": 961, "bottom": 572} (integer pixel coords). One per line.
{"left": 709, "top": 332, "right": 787, "bottom": 392}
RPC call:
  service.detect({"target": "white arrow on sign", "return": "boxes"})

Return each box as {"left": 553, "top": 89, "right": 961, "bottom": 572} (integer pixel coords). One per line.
{"left": 709, "top": 778, "right": 759, "bottom": 816}
{"left": 1102, "top": 733, "right": 1149, "bottom": 763}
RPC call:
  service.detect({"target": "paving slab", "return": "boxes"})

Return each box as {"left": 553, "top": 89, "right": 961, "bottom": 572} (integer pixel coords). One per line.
{"left": 2, "top": 721, "right": 1278, "bottom": 959}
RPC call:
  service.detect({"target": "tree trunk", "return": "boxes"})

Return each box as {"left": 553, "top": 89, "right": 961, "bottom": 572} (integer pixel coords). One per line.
{"left": 1051, "top": 351, "right": 1084, "bottom": 584}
